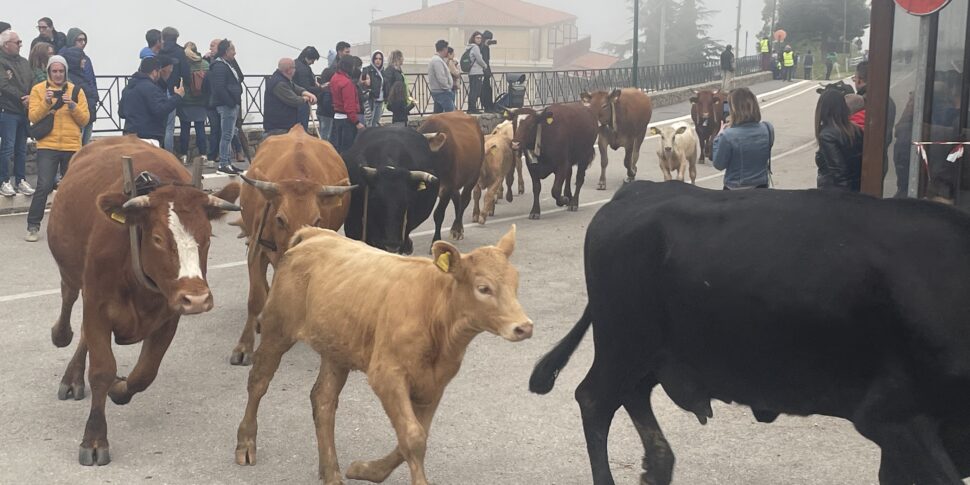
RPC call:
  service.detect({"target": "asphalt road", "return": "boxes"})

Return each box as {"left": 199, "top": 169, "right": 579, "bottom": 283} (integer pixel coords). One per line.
{"left": 0, "top": 79, "right": 893, "bottom": 484}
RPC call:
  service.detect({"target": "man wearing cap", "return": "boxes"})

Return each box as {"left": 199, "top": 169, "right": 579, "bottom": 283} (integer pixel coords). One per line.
{"left": 0, "top": 29, "right": 36, "bottom": 197}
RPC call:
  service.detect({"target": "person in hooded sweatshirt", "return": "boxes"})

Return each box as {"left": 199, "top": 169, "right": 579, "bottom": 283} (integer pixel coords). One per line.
{"left": 25, "top": 54, "right": 88, "bottom": 242}
{"left": 361, "top": 50, "right": 385, "bottom": 127}
{"left": 119, "top": 56, "right": 184, "bottom": 146}
{"left": 59, "top": 27, "right": 97, "bottom": 144}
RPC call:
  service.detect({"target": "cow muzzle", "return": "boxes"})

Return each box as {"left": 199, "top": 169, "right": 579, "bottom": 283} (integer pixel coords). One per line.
{"left": 502, "top": 320, "right": 534, "bottom": 342}
{"left": 664, "top": 146, "right": 673, "bottom": 153}
{"left": 176, "top": 289, "right": 214, "bottom": 315}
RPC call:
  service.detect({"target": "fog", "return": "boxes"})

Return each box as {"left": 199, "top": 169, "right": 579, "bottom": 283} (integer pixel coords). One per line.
{"left": 3, "top": 0, "right": 765, "bottom": 75}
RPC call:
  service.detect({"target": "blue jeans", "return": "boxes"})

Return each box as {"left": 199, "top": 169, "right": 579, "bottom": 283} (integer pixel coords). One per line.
{"left": 431, "top": 91, "right": 455, "bottom": 113}
{"left": 319, "top": 116, "right": 334, "bottom": 141}
{"left": 28, "top": 149, "right": 73, "bottom": 230}
{"left": 164, "top": 110, "right": 176, "bottom": 153}
{"left": 216, "top": 105, "right": 238, "bottom": 168}
{"left": 332, "top": 118, "right": 358, "bottom": 153}
{"left": 81, "top": 122, "right": 93, "bottom": 145}
{"left": 0, "top": 112, "right": 28, "bottom": 184}
{"left": 180, "top": 119, "right": 208, "bottom": 157}
{"left": 298, "top": 103, "right": 310, "bottom": 131}
{"left": 365, "top": 99, "right": 384, "bottom": 127}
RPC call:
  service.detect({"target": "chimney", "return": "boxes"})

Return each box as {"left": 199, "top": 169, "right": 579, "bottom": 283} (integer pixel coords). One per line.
{"left": 422, "top": 0, "right": 429, "bottom": 8}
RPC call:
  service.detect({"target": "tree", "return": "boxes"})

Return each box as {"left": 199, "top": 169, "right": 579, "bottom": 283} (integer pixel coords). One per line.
{"left": 602, "top": 0, "right": 720, "bottom": 66}
{"left": 772, "top": 0, "right": 869, "bottom": 49}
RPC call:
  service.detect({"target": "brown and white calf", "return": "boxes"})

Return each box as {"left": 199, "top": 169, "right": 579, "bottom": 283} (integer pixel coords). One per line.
{"left": 472, "top": 130, "right": 516, "bottom": 224}
{"left": 235, "top": 225, "right": 532, "bottom": 485}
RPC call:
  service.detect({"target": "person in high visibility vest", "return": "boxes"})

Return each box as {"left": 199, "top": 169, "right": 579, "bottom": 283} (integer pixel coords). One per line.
{"left": 783, "top": 45, "right": 795, "bottom": 82}
{"left": 759, "top": 37, "right": 771, "bottom": 71}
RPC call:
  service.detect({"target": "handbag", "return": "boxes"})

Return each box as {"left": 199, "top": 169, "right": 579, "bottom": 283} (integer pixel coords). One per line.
{"left": 29, "top": 84, "right": 81, "bottom": 141}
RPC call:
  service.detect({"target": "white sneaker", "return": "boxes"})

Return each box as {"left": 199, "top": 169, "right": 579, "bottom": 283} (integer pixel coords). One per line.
{"left": 24, "top": 229, "right": 39, "bottom": 242}
{"left": 16, "top": 180, "right": 35, "bottom": 196}
{"left": 0, "top": 181, "right": 14, "bottom": 197}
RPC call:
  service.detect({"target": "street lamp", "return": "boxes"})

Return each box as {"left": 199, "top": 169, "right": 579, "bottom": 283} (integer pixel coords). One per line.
{"left": 632, "top": 0, "right": 639, "bottom": 88}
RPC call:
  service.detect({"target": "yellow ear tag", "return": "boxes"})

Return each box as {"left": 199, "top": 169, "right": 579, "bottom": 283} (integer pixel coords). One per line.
{"left": 545, "top": 117, "right": 553, "bottom": 125}
{"left": 110, "top": 211, "right": 126, "bottom": 224}
{"left": 435, "top": 252, "right": 451, "bottom": 272}
{"left": 418, "top": 181, "right": 427, "bottom": 191}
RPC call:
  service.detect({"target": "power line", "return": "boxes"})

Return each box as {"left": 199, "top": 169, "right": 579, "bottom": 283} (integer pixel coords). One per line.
{"left": 173, "top": 0, "right": 301, "bottom": 50}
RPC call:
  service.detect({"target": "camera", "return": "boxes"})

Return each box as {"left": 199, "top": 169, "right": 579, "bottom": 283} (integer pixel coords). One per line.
{"left": 486, "top": 39, "right": 498, "bottom": 46}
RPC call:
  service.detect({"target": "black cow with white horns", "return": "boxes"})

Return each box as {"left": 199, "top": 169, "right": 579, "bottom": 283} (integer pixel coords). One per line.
{"left": 530, "top": 180, "right": 970, "bottom": 485}
{"left": 342, "top": 125, "right": 441, "bottom": 255}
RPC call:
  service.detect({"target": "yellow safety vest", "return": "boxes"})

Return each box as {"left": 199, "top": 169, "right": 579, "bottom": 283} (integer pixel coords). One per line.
{"left": 760, "top": 39, "right": 769, "bottom": 53}
{"left": 783, "top": 51, "right": 794, "bottom": 67}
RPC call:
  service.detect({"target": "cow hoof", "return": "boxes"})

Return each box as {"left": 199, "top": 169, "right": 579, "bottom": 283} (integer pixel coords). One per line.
{"left": 108, "top": 378, "right": 132, "bottom": 405}
{"left": 346, "top": 460, "right": 394, "bottom": 483}
{"left": 506, "top": 192, "right": 513, "bottom": 202}
{"left": 230, "top": 351, "right": 253, "bottom": 366}
{"left": 489, "top": 208, "right": 495, "bottom": 216}
{"left": 477, "top": 217, "right": 486, "bottom": 225}
{"left": 596, "top": 182, "right": 606, "bottom": 190}
{"left": 450, "top": 230, "right": 464, "bottom": 240}
{"left": 518, "top": 187, "right": 525, "bottom": 195}
{"left": 555, "top": 198, "right": 570, "bottom": 207}
{"left": 528, "top": 213, "right": 540, "bottom": 220}
{"left": 51, "top": 325, "right": 74, "bottom": 348}
{"left": 79, "top": 444, "right": 110, "bottom": 466}
{"left": 235, "top": 441, "right": 256, "bottom": 465}
{"left": 58, "top": 381, "right": 86, "bottom": 401}
{"left": 567, "top": 205, "right": 579, "bottom": 212}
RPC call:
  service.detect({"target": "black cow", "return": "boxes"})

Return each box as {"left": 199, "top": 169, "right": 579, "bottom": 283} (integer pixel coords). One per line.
{"left": 530, "top": 181, "right": 970, "bottom": 485}
{"left": 508, "top": 103, "right": 598, "bottom": 219}
{"left": 342, "top": 126, "right": 441, "bottom": 254}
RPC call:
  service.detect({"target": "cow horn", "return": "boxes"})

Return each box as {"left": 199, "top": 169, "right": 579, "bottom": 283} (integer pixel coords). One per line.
{"left": 207, "top": 195, "right": 242, "bottom": 211}
{"left": 122, "top": 195, "right": 151, "bottom": 209}
{"left": 422, "top": 133, "right": 440, "bottom": 140}
{"left": 318, "top": 184, "right": 358, "bottom": 197}
{"left": 409, "top": 170, "right": 438, "bottom": 184}
{"left": 239, "top": 174, "right": 279, "bottom": 197}
{"left": 361, "top": 166, "right": 378, "bottom": 179}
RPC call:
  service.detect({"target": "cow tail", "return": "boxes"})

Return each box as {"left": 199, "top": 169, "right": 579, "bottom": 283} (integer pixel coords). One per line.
{"left": 529, "top": 305, "right": 593, "bottom": 395}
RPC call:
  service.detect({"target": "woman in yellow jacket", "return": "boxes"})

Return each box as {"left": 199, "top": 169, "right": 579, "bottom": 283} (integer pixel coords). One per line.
{"left": 25, "top": 54, "right": 89, "bottom": 242}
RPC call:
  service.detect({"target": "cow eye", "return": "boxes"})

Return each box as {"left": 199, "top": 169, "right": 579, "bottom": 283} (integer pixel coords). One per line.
{"left": 152, "top": 234, "right": 164, "bottom": 246}
{"left": 477, "top": 285, "right": 492, "bottom": 295}
{"left": 276, "top": 215, "right": 286, "bottom": 228}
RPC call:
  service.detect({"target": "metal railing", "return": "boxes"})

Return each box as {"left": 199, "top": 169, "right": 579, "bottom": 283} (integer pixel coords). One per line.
{"left": 91, "top": 55, "right": 762, "bottom": 134}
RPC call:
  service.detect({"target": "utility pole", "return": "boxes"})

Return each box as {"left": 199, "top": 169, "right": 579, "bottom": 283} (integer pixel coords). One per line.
{"left": 659, "top": 0, "right": 667, "bottom": 66}
{"left": 735, "top": 0, "right": 742, "bottom": 54}
{"left": 632, "top": 0, "right": 639, "bottom": 88}
{"left": 842, "top": 0, "right": 848, "bottom": 52}
{"left": 770, "top": 0, "right": 777, "bottom": 50}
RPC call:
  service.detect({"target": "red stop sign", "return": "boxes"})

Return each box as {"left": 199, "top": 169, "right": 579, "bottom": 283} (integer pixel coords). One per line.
{"left": 895, "top": 0, "right": 952, "bottom": 15}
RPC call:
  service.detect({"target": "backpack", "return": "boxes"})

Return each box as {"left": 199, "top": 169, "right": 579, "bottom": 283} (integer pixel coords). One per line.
{"left": 460, "top": 47, "right": 473, "bottom": 73}
{"left": 190, "top": 69, "right": 207, "bottom": 97}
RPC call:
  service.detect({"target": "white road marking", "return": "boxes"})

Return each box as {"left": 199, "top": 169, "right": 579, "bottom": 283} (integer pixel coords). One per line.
{"left": 168, "top": 202, "right": 203, "bottom": 280}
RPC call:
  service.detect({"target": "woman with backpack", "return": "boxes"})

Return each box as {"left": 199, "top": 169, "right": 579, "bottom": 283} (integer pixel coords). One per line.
{"left": 712, "top": 88, "right": 774, "bottom": 190}
{"left": 179, "top": 41, "right": 209, "bottom": 164}
{"left": 25, "top": 55, "right": 88, "bottom": 242}
{"left": 383, "top": 50, "right": 412, "bottom": 126}
{"left": 464, "top": 31, "right": 488, "bottom": 114}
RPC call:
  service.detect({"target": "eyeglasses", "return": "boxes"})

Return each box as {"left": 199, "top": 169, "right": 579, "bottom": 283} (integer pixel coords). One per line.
{"left": 37, "top": 25, "right": 50, "bottom": 30}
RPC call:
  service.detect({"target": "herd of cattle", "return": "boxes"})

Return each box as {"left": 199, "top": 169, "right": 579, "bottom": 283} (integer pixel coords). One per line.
{"left": 37, "top": 85, "right": 970, "bottom": 485}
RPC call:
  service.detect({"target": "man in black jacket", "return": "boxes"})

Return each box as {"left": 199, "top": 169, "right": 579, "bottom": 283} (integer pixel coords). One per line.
{"left": 30, "top": 17, "right": 67, "bottom": 52}
{"left": 158, "top": 27, "right": 191, "bottom": 155}
{"left": 120, "top": 57, "right": 184, "bottom": 146}
{"left": 720, "top": 45, "right": 734, "bottom": 91}
{"left": 208, "top": 39, "right": 244, "bottom": 174}
{"left": 264, "top": 58, "right": 316, "bottom": 136}
{"left": 480, "top": 30, "right": 495, "bottom": 112}
{"left": 295, "top": 46, "right": 321, "bottom": 131}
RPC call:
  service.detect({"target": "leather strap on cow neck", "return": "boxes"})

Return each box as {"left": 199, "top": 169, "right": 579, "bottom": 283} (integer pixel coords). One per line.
{"left": 362, "top": 184, "right": 370, "bottom": 243}
{"left": 121, "top": 156, "right": 162, "bottom": 293}
{"left": 535, "top": 120, "right": 543, "bottom": 157}
{"left": 610, "top": 99, "right": 618, "bottom": 132}
{"left": 255, "top": 202, "right": 278, "bottom": 252}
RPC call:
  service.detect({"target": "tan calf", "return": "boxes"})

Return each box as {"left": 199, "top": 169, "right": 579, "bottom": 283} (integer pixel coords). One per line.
{"left": 652, "top": 122, "right": 699, "bottom": 184}
{"left": 490, "top": 120, "right": 524, "bottom": 199}
{"left": 472, "top": 132, "right": 516, "bottom": 224}
{"left": 235, "top": 225, "right": 532, "bottom": 485}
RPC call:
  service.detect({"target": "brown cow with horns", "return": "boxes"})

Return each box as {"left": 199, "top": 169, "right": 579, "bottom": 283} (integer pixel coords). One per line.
{"left": 47, "top": 136, "right": 240, "bottom": 466}
{"left": 230, "top": 125, "right": 356, "bottom": 366}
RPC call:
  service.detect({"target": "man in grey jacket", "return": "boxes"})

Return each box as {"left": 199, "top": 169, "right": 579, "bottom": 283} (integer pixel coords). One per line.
{"left": 0, "top": 30, "right": 36, "bottom": 197}
{"left": 428, "top": 40, "right": 454, "bottom": 113}
{"left": 466, "top": 31, "right": 488, "bottom": 114}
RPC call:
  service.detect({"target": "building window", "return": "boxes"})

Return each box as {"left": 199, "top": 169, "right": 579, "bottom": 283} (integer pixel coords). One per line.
{"left": 548, "top": 22, "right": 578, "bottom": 54}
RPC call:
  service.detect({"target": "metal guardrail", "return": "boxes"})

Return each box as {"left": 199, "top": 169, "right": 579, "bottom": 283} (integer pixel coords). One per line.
{"left": 91, "top": 55, "right": 762, "bottom": 134}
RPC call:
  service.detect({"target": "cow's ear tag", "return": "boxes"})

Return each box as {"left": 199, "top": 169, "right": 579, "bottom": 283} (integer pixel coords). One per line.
{"left": 110, "top": 211, "right": 126, "bottom": 224}
{"left": 418, "top": 181, "right": 427, "bottom": 191}
{"left": 545, "top": 117, "right": 553, "bottom": 125}
{"left": 435, "top": 252, "right": 451, "bottom": 272}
